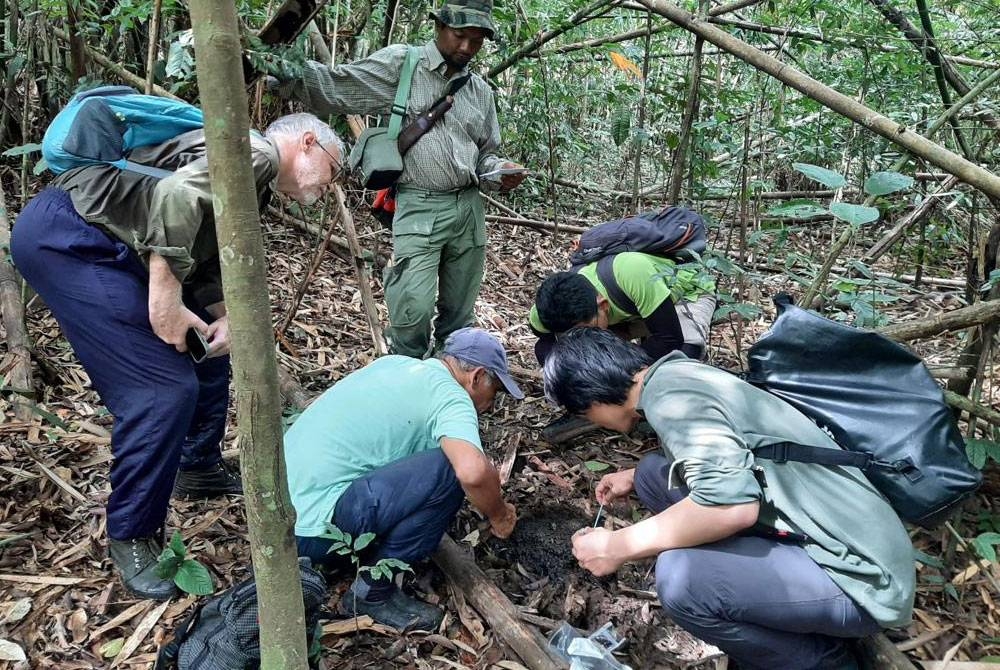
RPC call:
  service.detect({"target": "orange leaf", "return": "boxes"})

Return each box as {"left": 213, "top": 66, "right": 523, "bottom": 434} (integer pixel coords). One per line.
{"left": 609, "top": 52, "right": 643, "bottom": 79}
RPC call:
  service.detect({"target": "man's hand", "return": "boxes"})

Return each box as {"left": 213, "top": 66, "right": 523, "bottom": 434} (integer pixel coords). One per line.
{"left": 206, "top": 315, "right": 231, "bottom": 358}
{"left": 572, "top": 527, "right": 623, "bottom": 577}
{"left": 595, "top": 468, "right": 636, "bottom": 505}
{"left": 499, "top": 162, "right": 527, "bottom": 192}
{"left": 147, "top": 253, "right": 209, "bottom": 352}
{"left": 489, "top": 502, "right": 517, "bottom": 539}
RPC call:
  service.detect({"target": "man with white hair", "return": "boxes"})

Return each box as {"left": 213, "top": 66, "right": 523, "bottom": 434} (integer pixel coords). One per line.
{"left": 11, "top": 112, "right": 345, "bottom": 600}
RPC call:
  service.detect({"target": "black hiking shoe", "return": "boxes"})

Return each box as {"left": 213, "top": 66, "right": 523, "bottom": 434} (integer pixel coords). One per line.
{"left": 338, "top": 585, "right": 444, "bottom": 631}
{"left": 173, "top": 460, "right": 243, "bottom": 500}
{"left": 109, "top": 536, "right": 178, "bottom": 601}
{"left": 541, "top": 412, "right": 600, "bottom": 445}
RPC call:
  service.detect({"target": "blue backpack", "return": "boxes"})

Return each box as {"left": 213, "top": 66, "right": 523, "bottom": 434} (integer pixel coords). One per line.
{"left": 42, "top": 85, "right": 204, "bottom": 178}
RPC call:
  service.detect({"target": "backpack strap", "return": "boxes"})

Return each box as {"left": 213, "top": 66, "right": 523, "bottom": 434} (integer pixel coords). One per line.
{"left": 122, "top": 160, "right": 174, "bottom": 179}
{"left": 387, "top": 47, "right": 420, "bottom": 141}
{"left": 752, "top": 441, "right": 872, "bottom": 470}
{"left": 595, "top": 255, "right": 639, "bottom": 315}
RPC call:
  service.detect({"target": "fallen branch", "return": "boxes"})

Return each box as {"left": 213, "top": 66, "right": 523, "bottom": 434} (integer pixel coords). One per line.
{"left": 863, "top": 176, "right": 959, "bottom": 263}
{"left": 433, "top": 536, "right": 565, "bottom": 670}
{"left": 486, "top": 214, "right": 587, "bottom": 235}
{"left": 332, "top": 185, "right": 386, "bottom": 356}
{"left": 942, "top": 390, "right": 1000, "bottom": 428}
{"left": 0, "top": 182, "right": 34, "bottom": 420}
{"left": 878, "top": 299, "right": 1000, "bottom": 342}
{"left": 856, "top": 633, "right": 918, "bottom": 669}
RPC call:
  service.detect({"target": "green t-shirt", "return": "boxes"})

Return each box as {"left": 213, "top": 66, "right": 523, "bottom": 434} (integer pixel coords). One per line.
{"left": 638, "top": 353, "right": 915, "bottom": 628}
{"left": 284, "top": 356, "right": 483, "bottom": 537}
{"left": 528, "top": 252, "right": 715, "bottom": 333}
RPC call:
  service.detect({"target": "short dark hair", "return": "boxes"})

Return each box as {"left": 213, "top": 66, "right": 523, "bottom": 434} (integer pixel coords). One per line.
{"left": 543, "top": 327, "right": 651, "bottom": 414}
{"left": 535, "top": 272, "right": 599, "bottom": 333}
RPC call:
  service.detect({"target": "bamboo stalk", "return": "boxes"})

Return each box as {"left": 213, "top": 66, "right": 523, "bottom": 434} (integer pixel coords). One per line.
{"left": 863, "top": 176, "right": 959, "bottom": 263}
{"left": 666, "top": 0, "right": 706, "bottom": 203}
{"left": 145, "top": 0, "right": 164, "bottom": 94}
{"left": 486, "top": 214, "right": 587, "bottom": 235}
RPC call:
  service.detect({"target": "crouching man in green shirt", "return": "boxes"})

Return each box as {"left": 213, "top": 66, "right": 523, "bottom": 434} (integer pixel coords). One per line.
{"left": 528, "top": 251, "right": 717, "bottom": 365}
{"left": 544, "top": 328, "right": 915, "bottom": 670}
{"left": 284, "top": 328, "right": 522, "bottom": 630}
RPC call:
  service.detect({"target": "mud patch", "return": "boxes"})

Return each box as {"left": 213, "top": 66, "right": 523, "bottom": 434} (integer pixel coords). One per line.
{"left": 501, "top": 503, "right": 592, "bottom": 581}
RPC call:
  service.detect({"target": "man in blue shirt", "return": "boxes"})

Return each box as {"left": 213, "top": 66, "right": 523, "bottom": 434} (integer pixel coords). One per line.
{"left": 285, "top": 327, "right": 522, "bottom": 629}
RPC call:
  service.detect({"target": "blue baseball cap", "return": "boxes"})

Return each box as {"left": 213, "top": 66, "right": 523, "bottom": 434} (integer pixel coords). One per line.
{"left": 443, "top": 328, "right": 525, "bottom": 400}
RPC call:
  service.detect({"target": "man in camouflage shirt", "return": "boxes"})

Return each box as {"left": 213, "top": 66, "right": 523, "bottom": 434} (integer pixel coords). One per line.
{"left": 279, "top": 0, "right": 526, "bottom": 358}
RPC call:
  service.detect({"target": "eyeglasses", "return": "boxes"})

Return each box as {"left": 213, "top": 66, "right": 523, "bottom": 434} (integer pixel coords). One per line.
{"left": 315, "top": 139, "right": 344, "bottom": 184}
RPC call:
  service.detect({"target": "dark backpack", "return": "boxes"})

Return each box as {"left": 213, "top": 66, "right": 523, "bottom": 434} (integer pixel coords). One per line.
{"left": 42, "top": 85, "right": 204, "bottom": 178}
{"left": 745, "top": 294, "right": 981, "bottom": 528}
{"left": 568, "top": 206, "right": 708, "bottom": 314}
{"left": 155, "top": 560, "right": 328, "bottom": 670}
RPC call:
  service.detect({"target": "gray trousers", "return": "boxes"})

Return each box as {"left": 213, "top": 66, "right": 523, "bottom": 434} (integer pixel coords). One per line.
{"left": 634, "top": 453, "right": 879, "bottom": 670}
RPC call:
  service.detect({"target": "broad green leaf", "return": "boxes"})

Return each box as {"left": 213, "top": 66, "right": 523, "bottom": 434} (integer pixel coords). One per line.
{"left": 166, "top": 40, "right": 194, "bottom": 78}
{"left": 99, "top": 637, "right": 124, "bottom": 659}
{"left": 611, "top": 108, "right": 631, "bottom": 147}
{"left": 829, "top": 202, "right": 879, "bottom": 226}
{"left": 792, "top": 163, "right": 846, "bottom": 189}
{"left": 765, "top": 199, "right": 829, "bottom": 220}
{"left": 913, "top": 548, "right": 944, "bottom": 569}
{"left": 155, "top": 549, "right": 182, "bottom": 580}
{"left": 169, "top": 530, "right": 187, "bottom": 559}
{"left": 174, "top": 559, "right": 214, "bottom": 595}
{"left": 863, "top": 171, "right": 914, "bottom": 196}
{"left": 584, "top": 460, "right": 610, "bottom": 472}
{"left": 353, "top": 532, "right": 376, "bottom": 552}
{"left": 972, "top": 532, "right": 1000, "bottom": 563}
{"left": 713, "top": 302, "right": 761, "bottom": 321}
{"left": 32, "top": 157, "right": 48, "bottom": 176}
{"left": 966, "top": 440, "right": 988, "bottom": 469}
{"left": 2, "top": 142, "right": 41, "bottom": 157}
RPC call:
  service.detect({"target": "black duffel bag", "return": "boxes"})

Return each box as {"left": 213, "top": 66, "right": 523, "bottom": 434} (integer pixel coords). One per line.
{"left": 746, "top": 294, "right": 981, "bottom": 528}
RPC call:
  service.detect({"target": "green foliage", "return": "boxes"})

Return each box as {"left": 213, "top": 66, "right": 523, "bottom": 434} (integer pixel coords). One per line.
{"left": 155, "top": 531, "right": 214, "bottom": 596}
{"left": 765, "top": 199, "right": 829, "bottom": 220}
{"left": 829, "top": 202, "right": 880, "bottom": 226}
{"left": 965, "top": 439, "right": 1000, "bottom": 470}
{"left": 584, "top": 460, "right": 610, "bottom": 472}
{"left": 792, "top": 163, "right": 846, "bottom": 189}
{"left": 1, "top": 143, "right": 41, "bottom": 157}
{"left": 972, "top": 532, "right": 1000, "bottom": 564}
{"left": 863, "top": 171, "right": 914, "bottom": 196}
{"left": 610, "top": 108, "right": 631, "bottom": 147}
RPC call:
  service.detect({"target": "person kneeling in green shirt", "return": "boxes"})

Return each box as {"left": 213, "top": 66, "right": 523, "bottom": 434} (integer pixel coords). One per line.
{"left": 528, "top": 251, "right": 716, "bottom": 365}
{"left": 544, "top": 328, "right": 915, "bottom": 670}
{"left": 284, "top": 328, "right": 522, "bottom": 630}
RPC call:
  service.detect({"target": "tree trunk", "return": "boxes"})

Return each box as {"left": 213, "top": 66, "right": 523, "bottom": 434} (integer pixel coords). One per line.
{"left": 188, "top": 1, "right": 309, "bottom": 668}
{"left": 636, "top": 0, "right": 1000, "bottom": 201}
{"left": 878, "top": 299, "right": 1000, "bottom": 342}
{"left": 0, "top": 181, "right": 35, "bottom": 420}
{"left": 666, "top": 0, "right": 705, "bottom": 203}
{"left": 64, "top": 0, "right": 87, "bottom": 82}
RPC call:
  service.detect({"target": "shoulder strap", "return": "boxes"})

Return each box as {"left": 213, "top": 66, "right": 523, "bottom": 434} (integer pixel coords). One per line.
{"left": 388, "top": 47, "right": 420, "bottom": 140}
{"left": 595, "top": 255, "right": 639, "bottom": 315}
{"left": 122, "top": 160, "right": 173, "bottom": 179}
{"left": 752, "top": 441, "right": 872, "bottom": 470}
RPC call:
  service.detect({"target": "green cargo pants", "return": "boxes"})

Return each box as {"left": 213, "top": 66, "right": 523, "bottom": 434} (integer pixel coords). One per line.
{"left": 383, "top": 186, "right": 485, "bottom": 358}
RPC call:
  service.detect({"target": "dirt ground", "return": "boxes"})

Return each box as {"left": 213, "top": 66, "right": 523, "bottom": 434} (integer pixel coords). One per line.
{"left": 1, "top": 191, "right": 998, "bottom": 669}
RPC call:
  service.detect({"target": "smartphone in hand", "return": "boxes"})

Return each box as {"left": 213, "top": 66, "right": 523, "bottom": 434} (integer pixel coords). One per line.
{"left": 186, "top": 328, "right": 210, "bottom": 364}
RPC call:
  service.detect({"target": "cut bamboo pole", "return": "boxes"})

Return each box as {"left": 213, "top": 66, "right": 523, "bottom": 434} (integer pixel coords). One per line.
{"left": 863, "top": 176, "right": 959, "bottom": 263}
{"left": 879, "top": 299, "right": 1000, "bottom": 342}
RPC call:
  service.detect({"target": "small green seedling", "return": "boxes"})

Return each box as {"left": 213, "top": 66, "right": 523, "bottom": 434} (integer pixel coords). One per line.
{"left": 155, "top": 531, "right": 214, "bottom": 596}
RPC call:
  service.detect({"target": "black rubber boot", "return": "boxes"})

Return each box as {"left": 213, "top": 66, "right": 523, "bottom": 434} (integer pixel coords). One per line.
{"left": 338, "top": 583, "right": 444, "bottom": 631}
{"left": 109, "top": 536, "right": 178, "bottom": 601}
{"left": 173, "top": 460, "right": 243, "bottom": 500}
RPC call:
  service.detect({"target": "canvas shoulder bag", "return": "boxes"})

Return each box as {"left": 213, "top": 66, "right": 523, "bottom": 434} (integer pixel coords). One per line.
{"left": 348, "top": 46, "right": 420, "bottom": 189}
